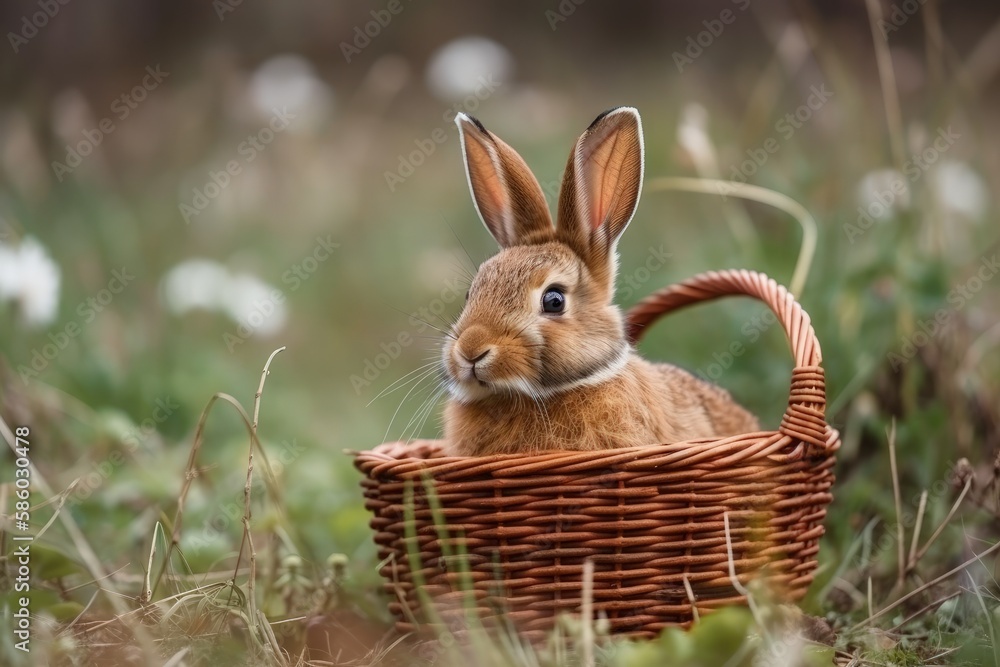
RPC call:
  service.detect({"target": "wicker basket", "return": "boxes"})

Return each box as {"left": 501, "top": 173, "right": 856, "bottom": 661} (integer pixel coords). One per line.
{"left": 354, "top": 269, "right": 840, "bottom": 640}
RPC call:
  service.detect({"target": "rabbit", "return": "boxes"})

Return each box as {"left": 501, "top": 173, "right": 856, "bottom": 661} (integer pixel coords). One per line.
{"left": 441, "top": 107, "right": 760, "bottom": 457}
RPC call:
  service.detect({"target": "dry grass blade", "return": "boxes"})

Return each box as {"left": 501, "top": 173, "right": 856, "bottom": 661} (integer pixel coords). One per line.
{"left": 167, "top": 392, "right": 241, "bottom": 551}
{"left": 60, "top": 590, "right": 99, "bottom": 634}
{"left": 867, "top": 577, "right": 873, "bottom": 623}
{"left": 958, "top": 14, "right": 1000, "bottom": 94}
{"left": 258, "top": 608, "right": 290, "bottom": 667}
{"left": 906, "top": 490, "right": 928, "bottom": 573}
{"left": 581, "top": 558, "right": 594, "bottom": 667}
{"left": 724, "top": 512, "right": 766, "bottom": 635}
{"left": 914, "top": 476, "right": 973, "bottom": 565}
{"left": 140, "top": 522, "right": 166, "bottom": 605}
{"left": 231, "top": 346, "right": 286, "bottom": 627}
{"left": 645, "top": 177, "right": 816, "bottom": 297}
{"left": 887, "top": 420, "right": 906, "bottom": 591}
{"left": 159, "top": 389, "right": 289, "bottom": 596}
{"left": 923, "top": 0, "right": 946, "bottom": 87}
{"left": 925, "top": 646, "right": 961, "bottom": 662}
{"left": 888, "top": 590, "right": 962, "bottom": 632}
{"left": 683, "top": 575, "right": 700, "bottom": 624}
{"left": 31, "top": 478, "right": 79, "bottom": 541}
{"left": 63, "top": 563, "right": 132, "bottom": 595}
{"left": 855, "top": 538, "right": 1000, "bottom": 629}
{"left": 863, "top": 0, "right": 906, "bottom": 170}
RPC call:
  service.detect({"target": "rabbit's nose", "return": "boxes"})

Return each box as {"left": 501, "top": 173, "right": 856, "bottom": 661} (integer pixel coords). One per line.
{"left": 462, "top": 349, "right": 491, "bottom": 365}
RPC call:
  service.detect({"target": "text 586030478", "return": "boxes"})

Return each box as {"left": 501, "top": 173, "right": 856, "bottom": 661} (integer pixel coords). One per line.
{"left": 12, "top": 426, "right": 32, "bottom": 653}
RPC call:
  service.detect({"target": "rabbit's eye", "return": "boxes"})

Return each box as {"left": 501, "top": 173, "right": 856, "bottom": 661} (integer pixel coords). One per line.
{"left": 542, "top": 288, "right": 566, "bottom": 314}
{"left": 465, "top": 290, "right": 470, "bottom": 302}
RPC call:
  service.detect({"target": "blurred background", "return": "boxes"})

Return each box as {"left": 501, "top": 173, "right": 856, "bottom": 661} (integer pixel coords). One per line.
{"left": 1, "top": 0, "right": 999, "bottom": 663}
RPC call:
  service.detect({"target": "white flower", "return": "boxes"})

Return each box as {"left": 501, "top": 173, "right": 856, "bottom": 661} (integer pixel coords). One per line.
{"left": 221, "top": 272, "right": 287, "bottom": 336}
{"left": 159, "top": 259, "right": 287, "bottom": 337}
{"left": 160, "top": 259, "right": 230, "bottom": 314}
{"left": 0, "top": 236, "right": 61, "bottom": 328}
{"left": 856, "top": 169, "right": 910, "bottom": 220}
{"left": 248, "top": 54, "right": 333, "bottom": 132}
{"left": 17, "top": 239, "right": 61, "bottom": 326}
{"left": 425, "top": 36, "right": 512, "bottom": 100}
{"left": 930, "top": 160, "right": 988, "bottom": 219}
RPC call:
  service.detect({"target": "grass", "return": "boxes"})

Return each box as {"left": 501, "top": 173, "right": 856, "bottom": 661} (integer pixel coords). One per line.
{"left": 1, "top": 2, "right": 1000, "bottom": 665}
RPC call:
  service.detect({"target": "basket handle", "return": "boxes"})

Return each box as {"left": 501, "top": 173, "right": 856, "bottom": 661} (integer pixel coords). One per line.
{"left": 625, "top": 269, "right": 830, "bottom": 451}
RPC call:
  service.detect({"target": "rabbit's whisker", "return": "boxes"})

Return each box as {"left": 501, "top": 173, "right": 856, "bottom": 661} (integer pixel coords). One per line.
{"left": 367, "top": 362, "right": 440, "bottom": 406}
{"left": 383, "top": 366, "right": 440, "bottom": 443}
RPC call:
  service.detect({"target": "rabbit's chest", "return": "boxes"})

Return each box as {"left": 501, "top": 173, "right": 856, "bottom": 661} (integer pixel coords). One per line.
{"left": 445, "top": 377, "right": 662, "bottom": 455}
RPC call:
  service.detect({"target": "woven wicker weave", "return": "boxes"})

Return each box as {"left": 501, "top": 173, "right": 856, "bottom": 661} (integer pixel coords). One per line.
{"left": 354, "top": 269, "right": 840, "bottom": 640}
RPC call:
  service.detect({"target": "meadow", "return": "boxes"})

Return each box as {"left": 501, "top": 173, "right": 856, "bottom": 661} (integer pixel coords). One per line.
{"left": 1, "top": 2, "right": 999, "bottom": 664}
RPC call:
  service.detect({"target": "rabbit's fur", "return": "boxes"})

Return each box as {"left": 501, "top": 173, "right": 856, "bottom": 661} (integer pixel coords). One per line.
{"left": 442, "top": 108, "right": 759, "bottom": 456}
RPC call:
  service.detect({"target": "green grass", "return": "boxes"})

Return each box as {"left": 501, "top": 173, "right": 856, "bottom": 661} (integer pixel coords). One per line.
{"left": 2, "top": 2, "right": 1000, "bottom": 665}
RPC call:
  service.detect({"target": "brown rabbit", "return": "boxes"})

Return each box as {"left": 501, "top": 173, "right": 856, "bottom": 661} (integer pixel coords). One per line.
{"left": 442, "top": 107, "right": 759, "bottom": 456}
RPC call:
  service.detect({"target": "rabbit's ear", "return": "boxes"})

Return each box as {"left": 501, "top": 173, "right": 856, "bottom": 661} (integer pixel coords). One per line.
{"left": 556, "top": 107, "right": 643, "bottom": 283}
{"left": 455, "top": 113, "right": 553, "bottom": 248}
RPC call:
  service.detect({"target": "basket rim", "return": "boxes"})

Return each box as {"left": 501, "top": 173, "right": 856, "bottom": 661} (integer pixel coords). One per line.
{"left": 351, "top": 425, "right": 841, "bottom": 479}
